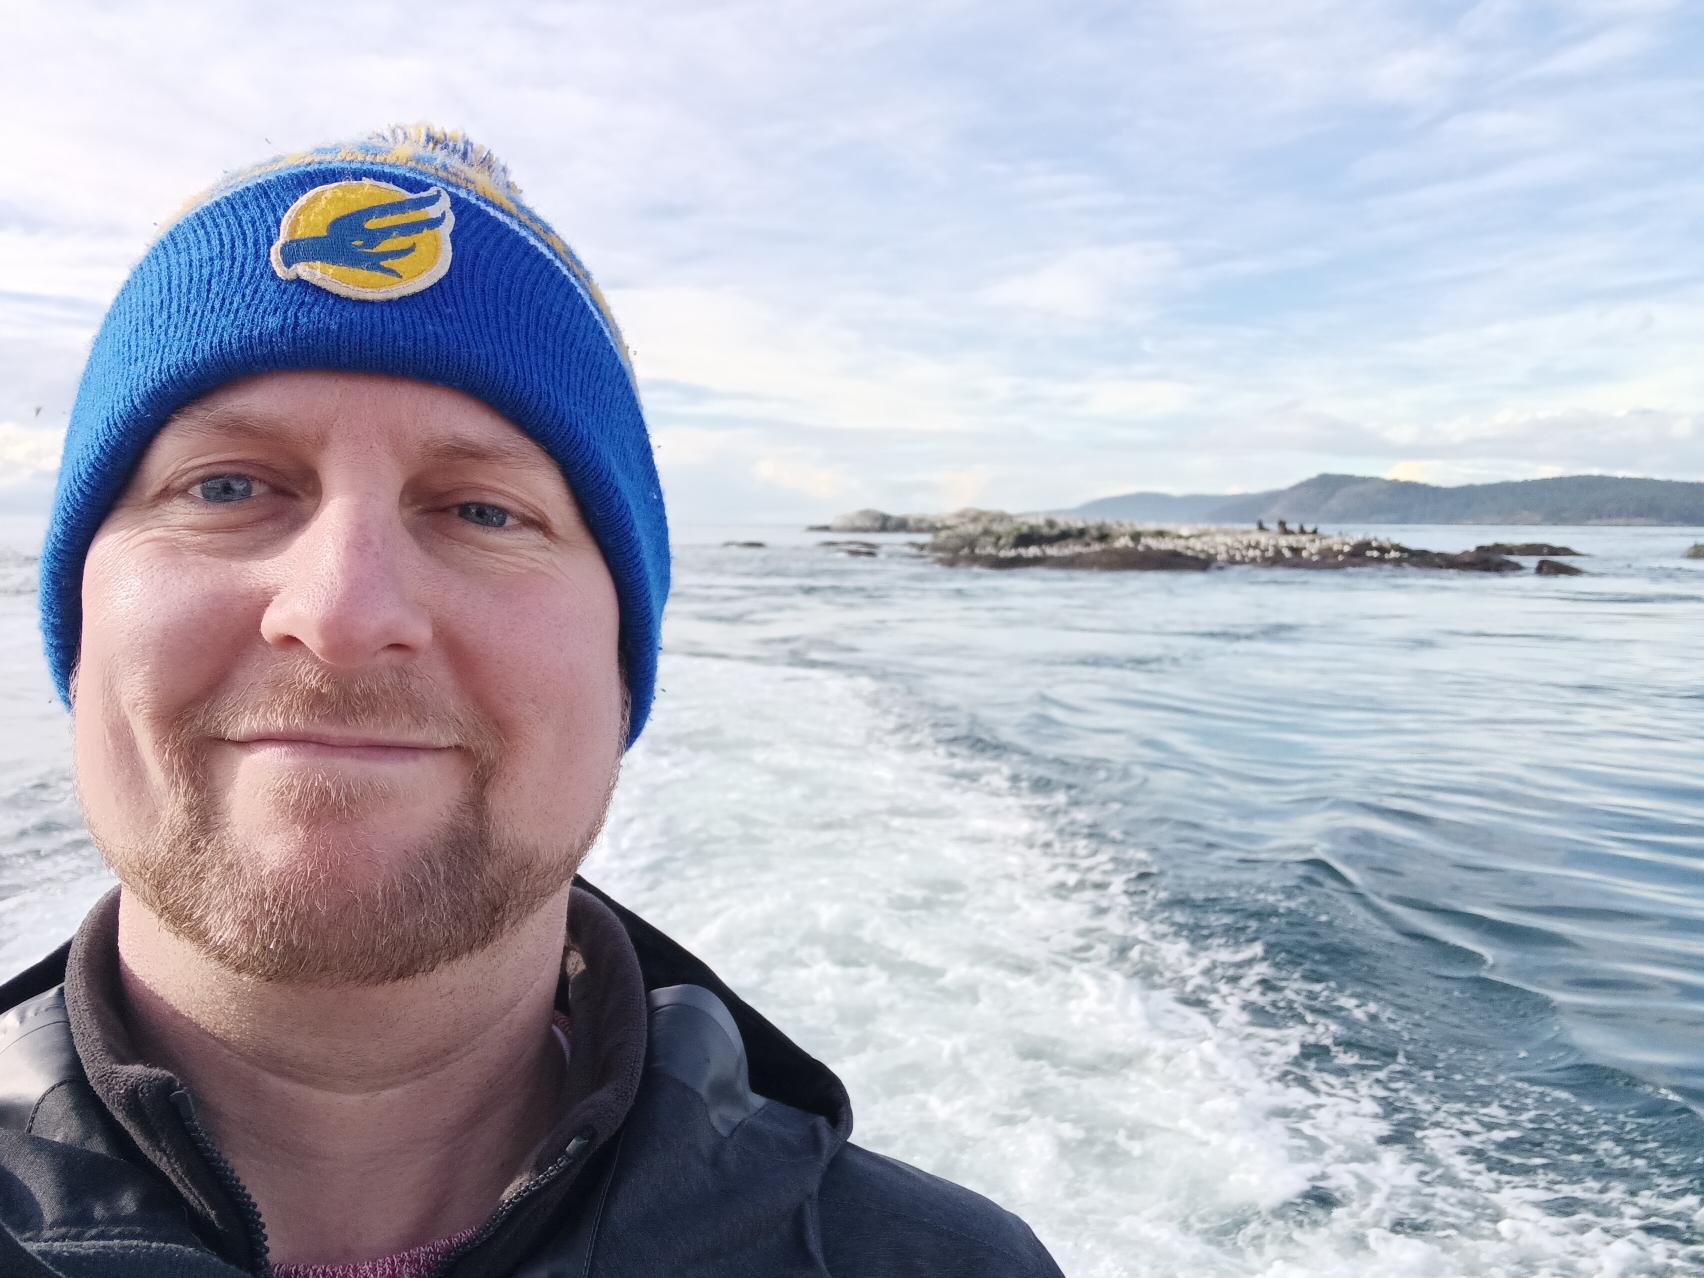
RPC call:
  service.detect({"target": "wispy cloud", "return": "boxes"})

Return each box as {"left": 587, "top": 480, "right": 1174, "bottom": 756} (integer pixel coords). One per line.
{"left": 981, "top": 244, "right": 1176, "bottom": 323}
{"left": 0, "top": 421, "right": 62, "bottom": 480}
{"left": 3, "top": 0, "right": 1703, "bottom": 520}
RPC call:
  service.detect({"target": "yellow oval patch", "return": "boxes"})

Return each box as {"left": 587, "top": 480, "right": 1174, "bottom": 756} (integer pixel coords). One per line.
{"left": 269, "top": 179, "right": 454, "bottom": 300}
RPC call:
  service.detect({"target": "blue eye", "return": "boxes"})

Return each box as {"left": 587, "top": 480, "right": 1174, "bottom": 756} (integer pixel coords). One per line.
{"left": 458, "top": 502, "right": 512, "bottom": 529}
{"left": 194, "top": 475, "right": 254, "bottom": 503}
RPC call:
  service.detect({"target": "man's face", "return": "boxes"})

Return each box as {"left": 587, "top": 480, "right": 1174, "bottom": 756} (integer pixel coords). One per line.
{"left": 74, "top": 370, "right": 626, "bottom": 984}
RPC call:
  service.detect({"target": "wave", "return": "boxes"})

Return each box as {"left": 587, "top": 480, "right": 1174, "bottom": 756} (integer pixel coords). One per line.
{"left": 593, "top": 652, "right": 1703, "bottom": 1276}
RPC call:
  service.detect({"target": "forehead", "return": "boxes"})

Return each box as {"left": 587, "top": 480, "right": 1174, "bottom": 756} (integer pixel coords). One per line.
{"left": 153, "top": 370, "right": 561, "bottom": 476}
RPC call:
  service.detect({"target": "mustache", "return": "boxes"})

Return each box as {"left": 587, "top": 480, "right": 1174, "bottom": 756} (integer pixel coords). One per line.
{"left": 166, "top": 661, "right": 504, "bottom": 775}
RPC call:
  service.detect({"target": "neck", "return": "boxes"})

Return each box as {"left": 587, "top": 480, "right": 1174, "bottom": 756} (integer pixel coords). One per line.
{"left": 115, "top": 886, "right": 573, "bottom": 1266}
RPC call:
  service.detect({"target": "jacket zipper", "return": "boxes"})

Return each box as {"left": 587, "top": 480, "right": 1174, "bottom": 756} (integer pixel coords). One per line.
{"left": 425, "top": 1129, "right": 593, "bottom": 1278}
{"left": 170, "top": 1089, "right": 273, "bottom": 1277}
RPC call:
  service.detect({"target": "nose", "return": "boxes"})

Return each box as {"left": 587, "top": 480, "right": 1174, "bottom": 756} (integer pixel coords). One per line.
{"left": 259, "top": 495, "right": 433, "bottom": 669}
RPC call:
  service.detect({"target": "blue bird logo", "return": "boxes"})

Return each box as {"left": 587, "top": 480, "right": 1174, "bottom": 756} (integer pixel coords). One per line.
{"left": 270, "top": 181, "right": 456, "bottom": 300}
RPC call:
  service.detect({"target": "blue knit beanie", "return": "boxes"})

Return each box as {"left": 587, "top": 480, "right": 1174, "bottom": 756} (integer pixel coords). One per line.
{"left": 39, "top": 126, "right": 668, "bottom": 747}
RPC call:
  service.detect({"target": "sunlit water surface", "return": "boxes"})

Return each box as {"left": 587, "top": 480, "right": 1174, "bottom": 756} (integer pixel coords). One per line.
{"left": 2, "top": 515, "right": 1701, "bottom": 1276}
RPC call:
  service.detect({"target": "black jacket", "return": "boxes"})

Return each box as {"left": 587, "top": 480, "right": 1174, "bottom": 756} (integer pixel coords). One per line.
{"left": 0, "top": 882, "right": 1064, "bottom": 1277}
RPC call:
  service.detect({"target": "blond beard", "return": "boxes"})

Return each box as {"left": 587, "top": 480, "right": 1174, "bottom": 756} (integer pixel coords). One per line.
{"left": 81, "top": 660, "right": 622, "bottom": 986}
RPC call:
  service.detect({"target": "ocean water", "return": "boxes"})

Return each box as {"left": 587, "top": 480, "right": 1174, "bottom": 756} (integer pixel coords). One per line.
{"left": 2, "top": 514, "right": 1701, "bottom": 1277}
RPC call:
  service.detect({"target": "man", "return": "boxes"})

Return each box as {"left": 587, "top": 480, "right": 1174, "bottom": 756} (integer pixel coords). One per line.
{"left": 0, "top": 127, "right": 1065, "bottom": 1277}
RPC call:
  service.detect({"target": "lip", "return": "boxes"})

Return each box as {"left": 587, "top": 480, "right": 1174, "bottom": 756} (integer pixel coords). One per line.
{"left": 227, "top": 736, "right": 452, "bottom": 762}
{"left": 228, "top": 727, "right": 450, "bottom": 748}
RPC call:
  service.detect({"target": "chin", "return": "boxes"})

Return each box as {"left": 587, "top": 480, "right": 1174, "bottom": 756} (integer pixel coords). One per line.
{"left": 98, "top": 785, "right": 595, "bottom": 987}
{"left": 242, "top": 832, "right": 425, "bottom": 896}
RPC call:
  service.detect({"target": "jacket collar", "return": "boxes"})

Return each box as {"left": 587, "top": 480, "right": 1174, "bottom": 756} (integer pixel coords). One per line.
{"left": 53, "top": 883, "right": 653, "bottom": 1272}
{"left": 7, "top": 877, "right": 855, "bottom": 1273}
{"left": 578, "top": 880, "right": 853, "bottom": 1143}
{"left": 63, "top": 888, "right": 260, "bottom": 1263}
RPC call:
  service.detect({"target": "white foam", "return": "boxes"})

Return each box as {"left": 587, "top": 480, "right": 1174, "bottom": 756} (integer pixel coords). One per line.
{"left": 0, "top": 595, "right": 1693, "bottom": 1274}
{"left": 590, "top": 652, "right": 1699, "bottom": 1277}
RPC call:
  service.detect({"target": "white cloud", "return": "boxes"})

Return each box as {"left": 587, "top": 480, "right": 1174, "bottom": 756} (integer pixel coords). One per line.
{"left": 1374, "top": 457, "right": 1577, "bottom": 487}
{"left": 752, "top": 456, "right": 845, "bottom": 501}
{"left": 621, "top": 283, "right": 1052, "bottom": 439}
{"left": 981, "top": 244, "right": 1176, "bottom": 323}
{"left": 1521, "top": 23, "right": 1658, "bottom": 78}
{"left": 933, "top": 468, "right": 993, "bottom": 510}
{"left": 3, "top": 0, "right": 1702, "bottom": 519}
{"left": 1073, "top": 379, "right": 1195, "bottom": 418}
{"left": 0, "top": 421, "right": 62, "bottom": 483}
{"left": 1384, "top": 460, "right": 1433, "bottom": 482}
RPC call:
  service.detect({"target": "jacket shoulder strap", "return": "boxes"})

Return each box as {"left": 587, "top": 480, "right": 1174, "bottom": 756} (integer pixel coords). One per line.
{"left": 0, "top": 987, "right": 79, "bottom": 1133}
{"left": 646, "top": 984, "right": 767, "bottom": 1136}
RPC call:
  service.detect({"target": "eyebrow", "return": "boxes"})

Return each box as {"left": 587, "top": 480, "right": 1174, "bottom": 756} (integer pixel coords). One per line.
{"left": 160, "top": 405, "right": 557, "bottom": 475}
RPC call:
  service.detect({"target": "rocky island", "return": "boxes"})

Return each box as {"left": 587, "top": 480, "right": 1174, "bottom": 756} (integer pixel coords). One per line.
{"left": 816, "top": 510, "right": 1588, "bottom": 575}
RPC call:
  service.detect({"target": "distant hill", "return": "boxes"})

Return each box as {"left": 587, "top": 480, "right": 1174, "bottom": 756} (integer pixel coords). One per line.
{"left": 1066, "top": 474, "right": 1704, "bottom": 526}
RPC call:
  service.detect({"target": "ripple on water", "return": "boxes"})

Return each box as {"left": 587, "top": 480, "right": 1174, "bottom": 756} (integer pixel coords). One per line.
{"left": 0, "top": 765, "right": 110, "bottom": 972}
{"left": 4, "top": 525, "right": 1703, "bottom": 1275}
{"left": 0, "top": 549, "right": 38, "bottom": 598}
{"left": 592, "top": 652, "right": 1703, "bottom": 1276}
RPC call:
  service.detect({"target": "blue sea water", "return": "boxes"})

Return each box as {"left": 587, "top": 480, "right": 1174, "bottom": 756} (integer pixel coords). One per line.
{"left": 1, "top": 516, "right": 1701, "bottom": 1276}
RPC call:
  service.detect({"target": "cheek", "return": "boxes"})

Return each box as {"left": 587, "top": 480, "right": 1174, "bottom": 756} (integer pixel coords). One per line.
{"left": 479, "top": 564, "right": 624, "bottom": 821}
{"left": 74, "top": 538, "right": 258, "bottom": 810}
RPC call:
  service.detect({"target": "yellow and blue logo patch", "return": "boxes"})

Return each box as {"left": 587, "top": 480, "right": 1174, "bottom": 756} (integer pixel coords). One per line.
{"left": 269, "top": 180, "right": 454, "bottom": 300}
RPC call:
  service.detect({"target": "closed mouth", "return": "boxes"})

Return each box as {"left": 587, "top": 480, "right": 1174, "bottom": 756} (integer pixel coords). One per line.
{"left": 226, "top": 734, "right": 452, "bottom": 758}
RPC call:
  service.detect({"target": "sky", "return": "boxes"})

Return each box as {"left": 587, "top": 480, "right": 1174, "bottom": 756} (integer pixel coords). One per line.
{"left": 3, "top": 0, "right": 1703, "bottom": 524}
